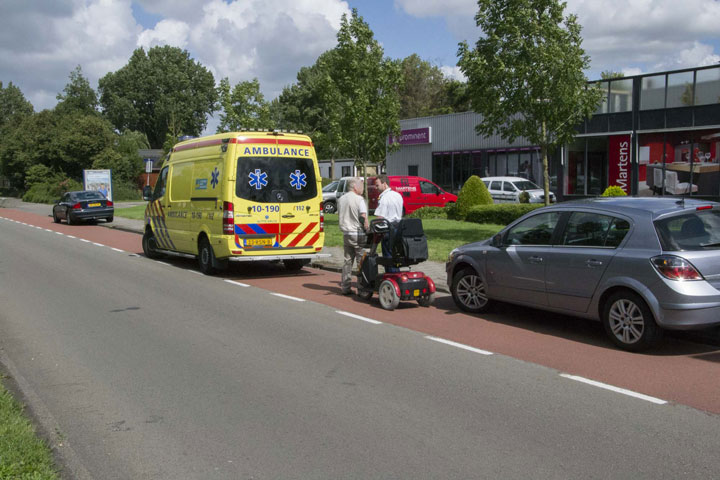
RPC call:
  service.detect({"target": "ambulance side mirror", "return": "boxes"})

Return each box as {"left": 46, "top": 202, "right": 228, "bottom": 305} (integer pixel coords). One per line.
{"left": 142, "top": 185, "right": 152, "bottom": 201}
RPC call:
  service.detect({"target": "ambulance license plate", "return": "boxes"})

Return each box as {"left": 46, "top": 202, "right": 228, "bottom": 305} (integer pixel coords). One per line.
{"left": 413, "top": 289, "right": 420, "bottom": 297}
{"left": 246, "top": 238, "right": 272, "bottom": 246}
{"left": 88, "top": 202, "right": 101, "bottom": 207}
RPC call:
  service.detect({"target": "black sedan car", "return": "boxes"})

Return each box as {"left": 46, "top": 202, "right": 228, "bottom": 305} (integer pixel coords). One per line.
{"left": 53, "top": 190, "right": 114, "bottom": 225}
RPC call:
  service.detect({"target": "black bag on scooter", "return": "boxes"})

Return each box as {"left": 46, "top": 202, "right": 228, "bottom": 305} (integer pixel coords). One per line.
{"left": 393, "top": 218, "right": 428, "bottom": 263}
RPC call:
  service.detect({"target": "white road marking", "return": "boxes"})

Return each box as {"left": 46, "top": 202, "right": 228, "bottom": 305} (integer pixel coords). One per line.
{"left": 44, "top": 229, "right": 53, "bottom": 232}
{"left": 80, "top": 239, "right": 91, "bottom": 243}
{"left": 188, "top": 270, "right": 203, "bottom": 275}
{"left": 224, "top": 279, "right": 249, "bottom": 287}
{"left": 425, "top": 336, "right": 494, "bottom": 356}
{"left": 55, "top": 231, "right": 63, "bottom": 235}
{"left": 270, "top": 293, "right": 305, "bottom": 302}
{"left": 335, "top": 311, "right": 382, "bottom": 325}
{"left": 111, "top": 248, "right": 124, "bottom": 253}
{"left": 35, "top": 226, "right": 43, "bottom": 229}
{"left": 156, "top": 261, "right": 171, "bottom": 266}
{"left": 560, "top": 374, "right": 667, "bottom": 405}
{"left": 67, "top": 235, "right": 76, "bottom": 239}
{"left": 92, "top": 242, "right": 104, "bottom": 247}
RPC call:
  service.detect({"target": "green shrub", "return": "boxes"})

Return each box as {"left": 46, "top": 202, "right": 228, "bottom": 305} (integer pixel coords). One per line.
{"left": 445, "top": 202, "right": 460, "bottom": 220}
{"left": 518, "top": 191, "right": 530, "bottom": 203}
{"left": 406, "top": 206, "right": 447, "bottom": 219}
{"left": 455, "top": 176, "right": 493, "bottom": 220}
{"left": 601, "top": 185, "right": 627, "bottom": 197}
{"left": 22, "top": 177, "right": 83, "bottom": 204}
{"left": 112, "top": 180, "right": 143, "bottom": 201}
{"left": 25, "top": 164, "right": 61, "bottom": 188}
{"left": 465, "top": 204, "right": 544, "bottom": 225}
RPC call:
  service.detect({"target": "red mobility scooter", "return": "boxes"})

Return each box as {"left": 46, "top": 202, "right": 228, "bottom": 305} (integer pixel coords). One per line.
{"left": 357, "top": 218, "right": 436, "bottom": 310}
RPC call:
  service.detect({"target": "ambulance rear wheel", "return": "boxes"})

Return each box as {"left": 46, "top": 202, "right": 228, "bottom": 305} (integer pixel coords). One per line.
{"left": 418, "top": 292, "right": 435, "bottom": 307}
{"left": 284, "top": 259, "right": 309, "bottom": 271}
{"left": 142, "top": 229, "right": 163, "bottom": 260}
{"left": 198, "top": 237, "right": 217, "bottom": 275}
{"left": 378, "top": 280, "right": 400, "bottom": 311}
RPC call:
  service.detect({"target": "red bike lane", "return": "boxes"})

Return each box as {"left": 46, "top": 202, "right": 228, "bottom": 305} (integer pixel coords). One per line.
{"left": 3, "top": 208, "right": 720, "bottom": 415}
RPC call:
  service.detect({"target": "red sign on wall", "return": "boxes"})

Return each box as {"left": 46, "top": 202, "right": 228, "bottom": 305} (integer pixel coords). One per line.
{"left": 608, "top": 135, "right": 632, "bottom": 193}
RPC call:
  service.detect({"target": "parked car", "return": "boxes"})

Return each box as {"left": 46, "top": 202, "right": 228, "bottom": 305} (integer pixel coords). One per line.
{"left": 53, "top": 190, "right": 114, "bottom": 225}
{"left": 322, "top": 180, "right": 340, "bottom": 213}
{"left": 481, "top": 176, "right": 556, "bottom": 204}
{"left": 446, "top": 197, "right": 720, "bottom": 351}
{"left": 367, "top": 176, "right": 457, "bottom": 214}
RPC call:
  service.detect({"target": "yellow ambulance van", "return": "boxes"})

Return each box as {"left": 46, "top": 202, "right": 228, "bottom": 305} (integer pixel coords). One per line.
{"left": 142, "top": 131, "right": 327, "bottom": 274}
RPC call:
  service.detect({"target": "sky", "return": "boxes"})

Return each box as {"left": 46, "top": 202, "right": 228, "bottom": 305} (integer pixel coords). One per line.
{"left": 2, "top": 0, "right": 719, "bottom": 131}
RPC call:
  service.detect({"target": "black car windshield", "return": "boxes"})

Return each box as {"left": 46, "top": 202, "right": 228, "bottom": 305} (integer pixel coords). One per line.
{"left": 74, "top": 191, "right": 106, "bottom": 201}
{"left": 654, "top": 210, "right": 720, "bottom": 251}
{"left": 236, "top": 156, "right": 317, "bottom": 203}
{"left": 512, "top": 180, "right": 540, "bottom": 191}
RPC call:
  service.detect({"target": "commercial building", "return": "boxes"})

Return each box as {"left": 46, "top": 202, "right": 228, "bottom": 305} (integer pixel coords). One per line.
{"left": 386, "top": 64, "right": 720, "bottom": 201}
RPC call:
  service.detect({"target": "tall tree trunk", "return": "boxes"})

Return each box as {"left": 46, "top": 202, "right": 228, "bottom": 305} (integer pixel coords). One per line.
{"left": 542, "top": 120, "right": 550, "bottom": 207}
{"left": 330, "top": 158, "right": 335, "bottom": 179}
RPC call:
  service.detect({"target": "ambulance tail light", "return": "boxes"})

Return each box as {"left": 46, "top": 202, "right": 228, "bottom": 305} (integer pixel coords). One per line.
{"left": 72, "top": 203, "right": 82, "bottom": 210}
{"left": 319, "top": 202, "right": 324, "bottom": 232}
{"left": 223, "top": 201, "right": 234, "bottom": 235}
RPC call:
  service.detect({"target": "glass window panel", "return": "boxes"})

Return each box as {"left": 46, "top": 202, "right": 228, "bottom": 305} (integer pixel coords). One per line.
{"left": 667, "top": 71, "right": 695, "bottom": 108}
{"left": 561, "top": 212, "right": 613, "bottom": 247}
{"left": 496, "top": 153, "right": 507, "bottom": 176}
{"left": 641, "top": 75, "right": 666, "bottom": 110}
{"left": 565, "top": 138, "right": 585, "bottom": 195}
{"left": 507, "top": 152, "right": 519, "bottom": 176}
{"left": 609, "top": 79, "right": 633, "bottom": 113}
{"left": 695, "top": 67, "right": 720, "bottom": 106}
{"left": 594, "top": 82, "right": 609, "bottom": 114}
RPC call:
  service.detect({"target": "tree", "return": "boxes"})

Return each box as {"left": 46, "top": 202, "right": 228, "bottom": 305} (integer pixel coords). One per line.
{"left": 217, "top": 78, "right": 271, "bottom": 132}
{"left": 56, "top": 65, "right": 98, "bottom": 116}
{"left": 98, "top": 46, "right": 217, "bottom": 148}
{"left": 601, "top": 71, "right": 625, "bottom": 79}
{"left": 324, "top": 9, "right": 403, "bottom": 188}
{"left": 0, "top": 81, "right": 34, "bottom": 130}
{"left": 399, "top": 54, "right": 450, "bottom": 118}
{"left": 443, "top": 79, "right": 472, "bottom": 113}
{"left": 458, "top": 0, "right": 602, "bottom": 205}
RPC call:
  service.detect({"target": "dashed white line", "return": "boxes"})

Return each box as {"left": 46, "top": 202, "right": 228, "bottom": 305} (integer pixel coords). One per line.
{"left": 425, "top": 336, "right": 494, "bottom": 355}
{"left": 111, "top": 248, "right": 124, "bottom": 253}
{"left": 224, "top": 279, "right": 249, "bottom": 287}
{"left": 92, "top": 242, "right": 104, "bottom": 247}
{"left": 55, "top": 231, "right": 63, "bottom": 235}
{"left": 270, "top": 292, "right": 305, "bottom": 302}
{"left": 44, "top": 229, "right": 53, "bottom": 232}
{"left": 67, "top": 235, "right": 76, "bottom": 239}
{"left": 560, "top": 374, "right": 667, "bottom": 405}
{"left": 155, "top": 261, "right": 171, "bottom": 266}
{"left": 80, "top": 239, "right": 91, "bottom": 243}
{"left": 335, "top": 311, "right": 382, "bottom": 325}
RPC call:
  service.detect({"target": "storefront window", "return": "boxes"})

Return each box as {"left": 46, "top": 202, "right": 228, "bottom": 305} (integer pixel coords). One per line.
{"left": 667, "top": 71, "right": 694, "bottom": 108}
{"left": 641, "top": 75, "right": 666, "bottom": 110}
{"left": 507, "top": 152, "right": 519, "bottom": 176}
{"left": 432, "top": 153, "right": 452, "bottom": 191}
{"left": 695, "top": 67, "right": 720, "bottom": 106}
{"left": 609, "top": 79, "right": 633, "bottom": 113}
{"left": 586, "top": 138, "right": 608, "bottom": 195}
{"left": 566, "top": 138, "right": 585, "bottom": 195}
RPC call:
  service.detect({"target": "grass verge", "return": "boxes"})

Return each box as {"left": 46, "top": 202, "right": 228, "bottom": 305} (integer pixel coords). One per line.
{"left": 0, "top": 379, "right": 59, "bottom": 479}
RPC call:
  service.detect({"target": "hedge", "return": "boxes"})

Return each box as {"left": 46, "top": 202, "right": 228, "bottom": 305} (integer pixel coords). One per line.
{"left": 465, "top": 204, "right": 544, "bottom": 225}
{"left": 406, "top": 206, "right": 448, "bottom": 219}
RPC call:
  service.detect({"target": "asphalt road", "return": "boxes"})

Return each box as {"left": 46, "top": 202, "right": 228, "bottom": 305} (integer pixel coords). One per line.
{"left": 1, "top": 211, "right": 720, "bottom": 479}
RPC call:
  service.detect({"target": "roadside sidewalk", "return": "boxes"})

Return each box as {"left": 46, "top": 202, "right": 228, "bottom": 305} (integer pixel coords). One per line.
{"left": 0, "top": 198, "right": 450, "bottom": 292}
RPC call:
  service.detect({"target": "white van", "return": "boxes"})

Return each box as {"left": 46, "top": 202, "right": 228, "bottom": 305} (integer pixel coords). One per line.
{"left": 481, "top": 176, "right": 556, "bottom": 204}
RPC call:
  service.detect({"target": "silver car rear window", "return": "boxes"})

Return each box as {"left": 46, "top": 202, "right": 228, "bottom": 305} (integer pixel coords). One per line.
{"left": 654, "top": 210, "right": 720, "bottom": 251}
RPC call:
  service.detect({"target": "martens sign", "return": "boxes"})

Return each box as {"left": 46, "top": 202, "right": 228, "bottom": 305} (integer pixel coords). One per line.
{"left": 608, "top": 135, "right": 631, "bottom": 193}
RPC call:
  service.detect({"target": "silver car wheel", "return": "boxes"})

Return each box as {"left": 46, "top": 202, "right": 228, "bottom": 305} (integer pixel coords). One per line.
{"left": 457, "top": 274, "right": 488, "bottom": 310}
{"left": 608, "top": 299, "right": 644, "bottom": 345}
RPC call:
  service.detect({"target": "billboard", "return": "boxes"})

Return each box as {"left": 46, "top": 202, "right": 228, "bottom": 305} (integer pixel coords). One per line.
{"left": 83, "top": 169, "right": 113, "bottom": 201}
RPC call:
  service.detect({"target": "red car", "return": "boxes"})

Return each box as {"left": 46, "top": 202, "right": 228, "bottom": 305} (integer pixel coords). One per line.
{"left": 368, "top": 176, "right": 457, "bottom": 215}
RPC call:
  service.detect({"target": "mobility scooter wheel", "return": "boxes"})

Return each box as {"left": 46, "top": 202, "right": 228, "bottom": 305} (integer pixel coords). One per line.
{"left": 417, "top": 292, "right": 435, "bottom": 307}
{"left": 378, "top": 280, "right": 400, "bottom": 310}
{"left": 357, "top": 287, "right": 373, "bottom": 301}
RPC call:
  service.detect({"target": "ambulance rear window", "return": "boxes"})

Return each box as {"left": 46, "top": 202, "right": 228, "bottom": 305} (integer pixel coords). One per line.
{"left": 236, "top": 156, "right": 317, "bottom": 203}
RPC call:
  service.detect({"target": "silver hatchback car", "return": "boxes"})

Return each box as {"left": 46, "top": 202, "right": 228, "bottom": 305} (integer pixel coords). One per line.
{"left": 446, "top": 197, "right": 720, "bottom": 351}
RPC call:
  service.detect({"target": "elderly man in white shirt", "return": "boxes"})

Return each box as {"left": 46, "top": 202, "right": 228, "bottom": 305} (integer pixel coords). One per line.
{"left": 373, "top": 175, "right": 404, "bottom": 272}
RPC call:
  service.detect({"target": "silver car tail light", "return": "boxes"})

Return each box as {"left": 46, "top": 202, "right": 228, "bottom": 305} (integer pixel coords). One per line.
{"left": 651, "top": 255, "right": 703, "bottom": 281}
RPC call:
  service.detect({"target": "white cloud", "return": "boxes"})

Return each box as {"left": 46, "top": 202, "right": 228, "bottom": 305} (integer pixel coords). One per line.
{"left": 0, "top": 0, "right": 349, "bottom": 112}
{"left": 394, "top": 0, "right": 720, "bottom": 79}
{"left": 137, "top": 19, "right": 190, "bottom": 49}
{"left": 440, "top": 65, "right": 466, "bottom": 81}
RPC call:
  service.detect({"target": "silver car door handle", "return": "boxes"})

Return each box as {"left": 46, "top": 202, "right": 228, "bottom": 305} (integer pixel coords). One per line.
{"left": 586, "top": 259, "right": 603, "bottom": 267}
{"left": 529, "top": 256, "right": 543, "bottom": 264}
